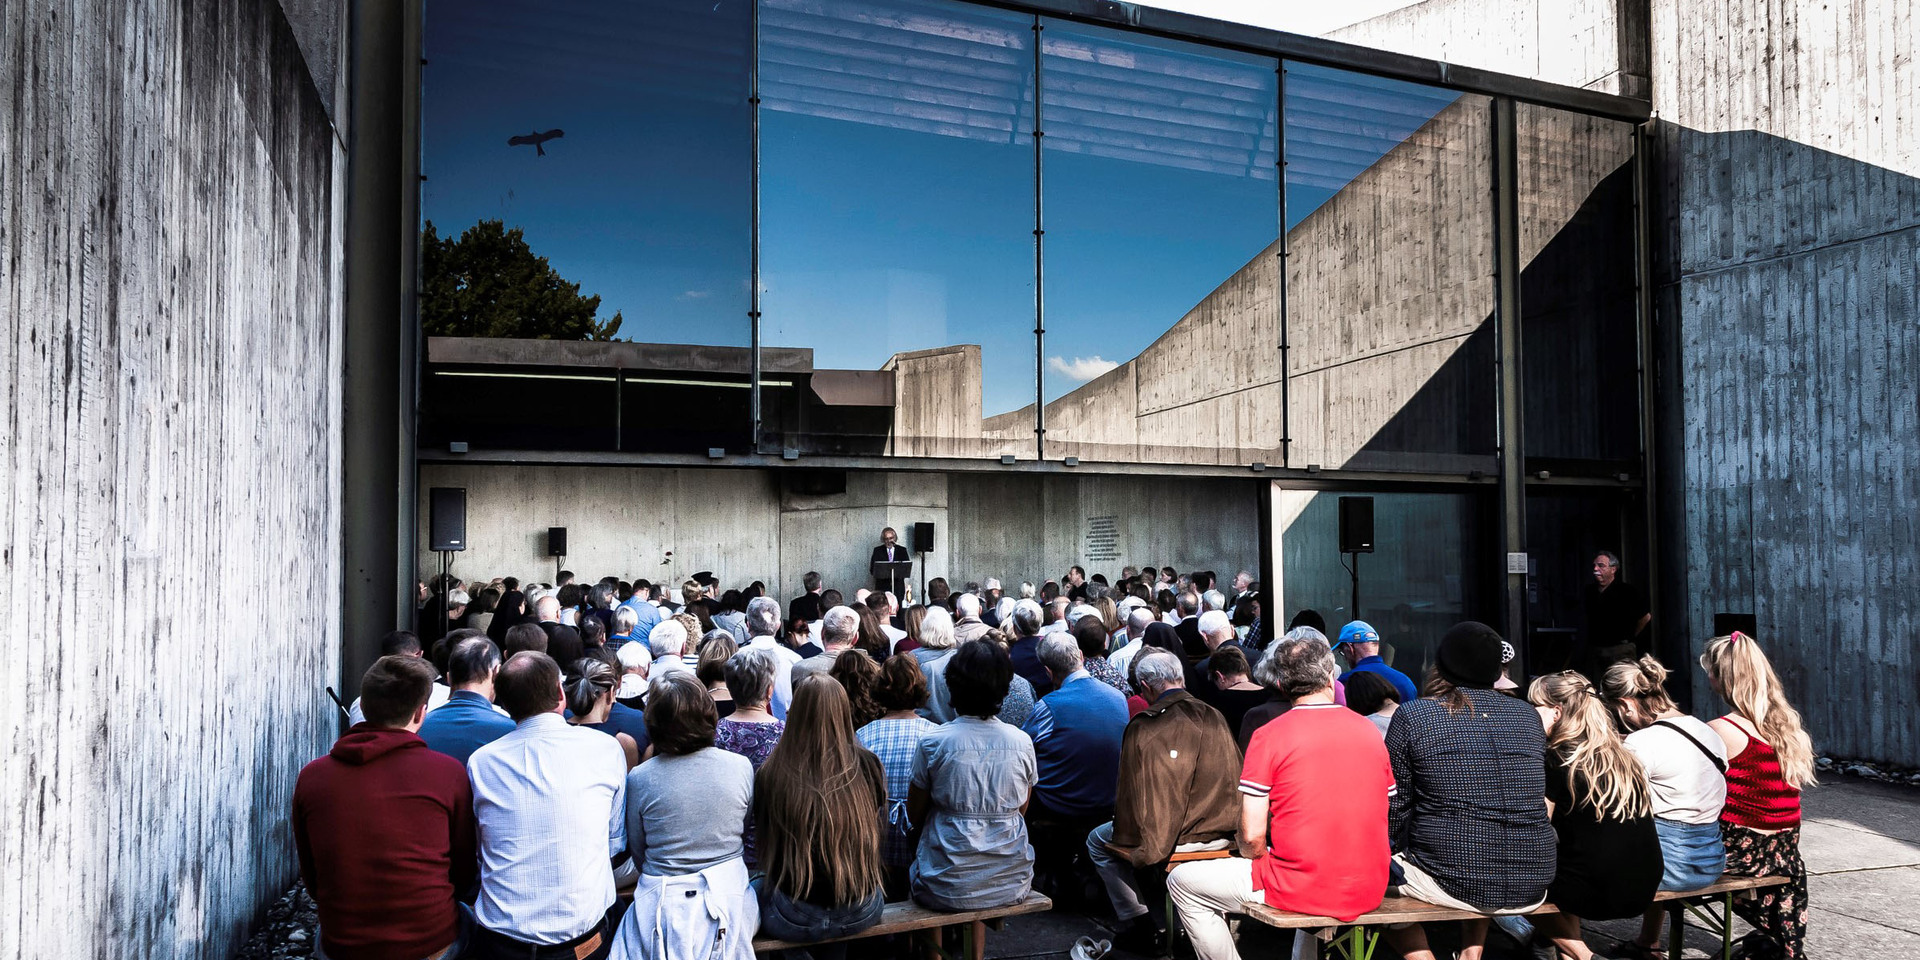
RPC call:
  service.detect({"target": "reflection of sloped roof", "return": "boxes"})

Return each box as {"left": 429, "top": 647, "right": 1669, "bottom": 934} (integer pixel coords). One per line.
{"left": 427, "top": 337, "right": 814, "bottom": 373}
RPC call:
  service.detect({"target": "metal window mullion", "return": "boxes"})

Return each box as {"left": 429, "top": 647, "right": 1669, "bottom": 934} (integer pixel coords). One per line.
{"left": 1491, "top": 97, "right": 1527, "bottom": 662}
{"left": 1277, "top": 62, "right": 1291, "bottom": 468}
{"left": 1031, "top": 15, "right": 1046, "bottom": 463}
{"left": 749, "top": 0, "right": 763, "bottom": 452}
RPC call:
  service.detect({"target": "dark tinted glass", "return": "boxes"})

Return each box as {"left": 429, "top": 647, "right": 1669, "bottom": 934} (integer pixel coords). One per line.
{"left": 1278, "top": 488, "right": 1499, "bottom": 683}
{"left": 1283, "top": 63, "right": 1496, "bottom": 473}
{"left": 421, "top": 0, "right": 754, "bottom": 452}
{"left": 1518, "top": 104, "right": 1641, "bottom": 467}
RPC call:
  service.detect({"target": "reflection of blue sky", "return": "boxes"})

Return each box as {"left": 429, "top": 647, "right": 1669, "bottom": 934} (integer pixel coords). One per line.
{"left": 422, "top": 0, "right": 1456, "bottom": 415}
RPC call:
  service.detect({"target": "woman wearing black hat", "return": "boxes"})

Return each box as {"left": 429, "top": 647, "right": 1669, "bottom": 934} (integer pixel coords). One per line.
{"left": 1380, "top": 622, "right": 1558, "bottom": 960}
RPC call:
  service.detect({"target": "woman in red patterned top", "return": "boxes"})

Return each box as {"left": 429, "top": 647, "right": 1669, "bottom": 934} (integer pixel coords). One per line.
{"left": 1701, "top": 632, "right": 1817, "bottom": 960}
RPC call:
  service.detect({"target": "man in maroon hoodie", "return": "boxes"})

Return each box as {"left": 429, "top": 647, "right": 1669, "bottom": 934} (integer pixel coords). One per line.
{"left": 294, "top": 655, "right": 478, "bottom": 960}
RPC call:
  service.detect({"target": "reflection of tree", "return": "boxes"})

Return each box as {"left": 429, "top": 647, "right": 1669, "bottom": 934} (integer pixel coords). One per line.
{"left": 421, "top": 219, "right": 623, "bottom": 340}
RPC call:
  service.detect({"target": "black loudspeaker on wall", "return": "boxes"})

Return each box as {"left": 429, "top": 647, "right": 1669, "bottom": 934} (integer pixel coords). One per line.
{"left": 912, "top": 521, "right": 936, "bottom": 554}
{"left": 429, "top": 487, "right": 467, "bottom": 552}
{"left": 547, "top": 526, "right": 569, "bottom": 557}
{"left": 1338, "top": 496, "right": 1375, "bottom": 554}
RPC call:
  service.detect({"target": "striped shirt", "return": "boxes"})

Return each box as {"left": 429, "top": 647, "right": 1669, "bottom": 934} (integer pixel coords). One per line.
{"left": 1720, "top": 716, "right": 1802, "bottom": 829}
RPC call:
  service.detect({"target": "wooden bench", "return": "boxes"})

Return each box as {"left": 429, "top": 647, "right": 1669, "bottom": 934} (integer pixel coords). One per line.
{"left": 752, "top": 893, "right": 1053, "bottom": 960}
{"left": 1239, "top": 875, "right": 1789, "bottom": 960}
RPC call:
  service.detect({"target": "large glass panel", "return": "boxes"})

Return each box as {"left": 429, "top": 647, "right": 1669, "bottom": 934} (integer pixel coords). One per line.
{"left": 1277, "top": 489, "right": 1500, "bottom": 684}
{"left": 1518, "top": 105, "right": 1641, "bottom": 467}
{"left": 421, "top": 0, "right": 754, "bottom": 453}
{"left": 1523, "top": 488, "right": 1652, "bottom": 678}
{"left": 1039, "top": 24, "right": 1280, "bottom": 466}
{"left": 759, "top": 0, "right": 1035, "bottom": 459}
{"left": 1283, "top": 64, "right": 1496, "bottom": 473}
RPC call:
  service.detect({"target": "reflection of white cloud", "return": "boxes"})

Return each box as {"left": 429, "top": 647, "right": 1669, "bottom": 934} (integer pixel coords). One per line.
{"left": 677, "top": 290, "right": 710, "bottom": 300}
{"left": 1047, "top": 355, "right": 1120, "bottom": 381}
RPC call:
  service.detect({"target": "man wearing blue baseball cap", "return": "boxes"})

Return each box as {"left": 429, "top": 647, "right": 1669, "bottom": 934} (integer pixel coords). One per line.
{"left": 1332, "top": 620, "right": 1418, "bottom": 704}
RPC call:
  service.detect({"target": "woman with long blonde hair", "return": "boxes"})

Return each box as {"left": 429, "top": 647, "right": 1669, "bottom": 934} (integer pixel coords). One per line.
{"left": 753, "top": 675, "right": 888, "bottom": 958}
{"left": 1526, "top": 671, "right": 1663, "bottom": 960}
{"left": 1701, "top": 632, "right": 1815, "bottom": 960}
{"left": 1603, "top": 655, "right": 1729, "bottom": 960}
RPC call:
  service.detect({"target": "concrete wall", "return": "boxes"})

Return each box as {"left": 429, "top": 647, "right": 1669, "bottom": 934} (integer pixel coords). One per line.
{"left": 1323, "top": 0, "right": 1920, "bottom": 763}
{"left": 1650, "top": 0, "right": 1920, "bottom": 763}
{"left": 421, "top": 465, "right": 1258, "bottom": 606}
{"left": 1326, "top": 0, "right": 1649, "bottom": 96}
{"left": 0, "top": 1, "right": 344, "bottom": 958}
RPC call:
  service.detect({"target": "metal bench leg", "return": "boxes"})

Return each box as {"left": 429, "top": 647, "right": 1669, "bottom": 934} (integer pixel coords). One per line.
{"left": 1721, "top": 892, "right": 1734, "bottom": 960}
{"left": 1668, "top": 903, "right": 1685, "bottom": 960}
{"left": 1326, "top": 926, "right": 1374, "bottom": 960}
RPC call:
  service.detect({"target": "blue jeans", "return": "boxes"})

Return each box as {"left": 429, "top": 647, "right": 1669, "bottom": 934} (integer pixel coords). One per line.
{"left": 1655, "top": 817, "right": 1726, "bottom": 892}
{"left": 753, "top": 878, "right": 885, "bottom": 960}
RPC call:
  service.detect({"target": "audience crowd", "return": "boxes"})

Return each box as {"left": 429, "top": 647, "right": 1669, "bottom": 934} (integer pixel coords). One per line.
{"left": 293, "top": 565, "right": 1813, "bottom": 960}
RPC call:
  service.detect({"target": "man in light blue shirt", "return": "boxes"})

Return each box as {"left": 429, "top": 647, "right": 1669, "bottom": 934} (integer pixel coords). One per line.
{"left": 468, "top": 652, "right": 626, "bottom": 958}
{"left": 1333, "top": 620, "right": 1418, "bottom": 704}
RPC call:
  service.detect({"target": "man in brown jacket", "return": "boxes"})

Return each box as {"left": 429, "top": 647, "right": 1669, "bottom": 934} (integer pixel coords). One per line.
{"left": 1085, "top": 649, "right": 1243, "bottom": 954}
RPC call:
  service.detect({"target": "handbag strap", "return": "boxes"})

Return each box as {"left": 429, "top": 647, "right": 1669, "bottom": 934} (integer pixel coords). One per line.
{"left": 1653, "top": 718, "right": 1728, "bottom": 773}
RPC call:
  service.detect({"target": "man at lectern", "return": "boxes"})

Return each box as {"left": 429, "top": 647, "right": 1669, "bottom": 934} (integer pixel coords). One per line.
{"left": 871, "top": 527, "right": 911, "bottom": 596}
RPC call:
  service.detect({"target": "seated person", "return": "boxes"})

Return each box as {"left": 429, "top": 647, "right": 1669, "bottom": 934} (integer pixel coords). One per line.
{"left": 1382, "top": 623, "right": 1556, "bottom": 960}
{"left": 294, "top": 655, "right": 477, "bottom": 960}
{"left": 754, "top": 676, "right": 889, "bottom": 956}
{"left": 1167, "top": 634, "right": 1393, "bottom": 960}
{"left": 1086, "top": 651, "right": 1242, "bottom": 955}
{"left": 605, "top": 673, "right": 758, "bottom": 960}
{"left": 1529, "top": 672, "right": 1663, "bottom": 960}
{"left": 908, "top": 640, "right": 1038, "bottom": 911}
{"left": 1203, "top": 645, "right": 1267, "bottom": 742}
{"left": 1022, "top": 636, "right": 1129, "bottom": 898}
{"left": 419, "top": 636, "right": 516, "bottom": 764}
{"left": 564, "top": 657, "right": 643, "bottom": 769}
{"left": 1342, "top": 670, "right": 1401, "bottom": 738}
{"left": 855, "top": 655, "right": 939, "bottom": 897}
{"left": 1333, "top": 620, "right": 1418, "bottom": 704}
{"left": 1605, "top": 656, "right": 1729, "bottom": 959}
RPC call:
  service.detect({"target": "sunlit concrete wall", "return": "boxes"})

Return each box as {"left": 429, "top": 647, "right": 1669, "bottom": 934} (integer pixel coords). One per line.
{"left": 0, "top": 0, "right": 345, "bottom": 957}
{"left": 421, "top": 465, "right": 1258, "bottom": 605}
{"left": 1327, "top": 0, "right": 1649, "bottom": 97}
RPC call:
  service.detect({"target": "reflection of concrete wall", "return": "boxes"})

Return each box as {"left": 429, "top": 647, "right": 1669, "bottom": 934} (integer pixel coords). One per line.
{"left": 881, "top": 94, "right": 1626, "bottom": 470}
{"left": 1, "top": 1, "right": 345, "bottom": 957}
{"left": 1036, "top": 97, "right": 1497, "bottom": 469}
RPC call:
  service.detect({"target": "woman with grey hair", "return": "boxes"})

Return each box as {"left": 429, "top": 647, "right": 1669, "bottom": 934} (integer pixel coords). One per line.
{"left": 1235, "top": 626, "right": 1348, "bottom": 752}
{"left": 715, "top": 647, "right": 784, "bottom": 867}
{"left": 912, "top": 604, "right": 956, "bottom": 669}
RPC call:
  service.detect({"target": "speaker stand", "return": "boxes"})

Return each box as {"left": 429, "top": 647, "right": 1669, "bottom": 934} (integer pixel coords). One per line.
{"left": 1342, "top": 551, "right": 1361, "bottom": 621}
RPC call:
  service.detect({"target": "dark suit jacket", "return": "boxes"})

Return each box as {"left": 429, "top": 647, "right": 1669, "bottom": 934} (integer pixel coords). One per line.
{"left": 540, "top": 621, "right": 583, "bottom": 665}
{"left": 870, "top": 543, "right": 908, "bottom": 565}
{"left": 789, "top": 593, "right": 822, "bottom": 623}
{"left": 1174, "top": 617, "right": 1206, "bottom": 659}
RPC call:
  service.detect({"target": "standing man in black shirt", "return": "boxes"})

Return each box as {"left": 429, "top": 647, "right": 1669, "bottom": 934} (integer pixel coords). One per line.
{"left": 1582, "top": 550, "right": 1650, "bottom": 674}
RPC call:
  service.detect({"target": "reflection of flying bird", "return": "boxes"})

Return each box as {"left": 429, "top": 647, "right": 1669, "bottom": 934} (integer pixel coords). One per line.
{"left": 507, "top": 128, "right": 564, "bottom": 156}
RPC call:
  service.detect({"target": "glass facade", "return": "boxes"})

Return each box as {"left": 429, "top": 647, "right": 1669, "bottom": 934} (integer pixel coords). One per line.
{"left": 758, "top": 0, "right": 1035, "bottom": 458}
{"left": 1039, "top": 24, "right": 1279, "bottom": 465}
{"left": 1284, "top": 64, "right": 1496, "bottom": 474}
{"left": 416, "top": 0, "right": 1644, "bottom": 476}
{"left": 1277, "top": 489, "right": 1500, "bottom": 683}
{"left": 1518, "top": 104, "right": 1641, "bottom": 468}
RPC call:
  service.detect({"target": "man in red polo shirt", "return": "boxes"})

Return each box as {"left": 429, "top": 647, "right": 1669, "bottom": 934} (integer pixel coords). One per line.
{"left": 294, "top": 655, "right": 478, "bottom": 960}
{"left": 1167, "top": 633, "right": 1394, "bottom": 960}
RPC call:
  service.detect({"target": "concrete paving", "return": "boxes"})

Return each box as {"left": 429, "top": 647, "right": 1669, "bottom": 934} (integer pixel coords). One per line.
{"left": 979, "top": 773, "right": 1919, "bottom": 959}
